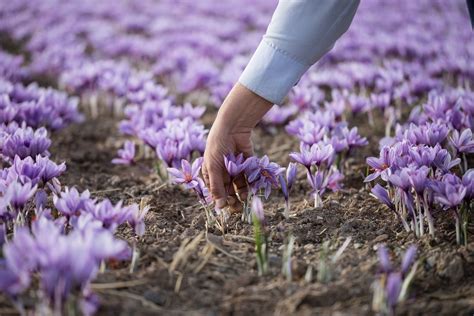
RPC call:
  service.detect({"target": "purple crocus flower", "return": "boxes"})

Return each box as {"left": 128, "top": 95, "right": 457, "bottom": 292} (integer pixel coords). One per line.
{"left": 224, "top": 153, "right": 248, "bottom": 177}
{"left": 430, "top": 175, "right": 467, "bottom": 208}
{"left": 251, "top": 196, "right": 265, "bottom": 224}
{"left": 2, "top": 126, "right": 51, "bottom": 160}
{"left": 343, "top": 127, "right": 368, "bottom": 149}
{"left": 290, "top": 143, "right": 335, "bottom": 171}
{"left": 401, "top": 245, "right": 417, "bottom": 276}
{"left": 286, "top": 162, "right": 297, "bottom": 191}
{"left": 289, "top": 144, "right": 316, "bottom": 170}
{"left": 0, "top": 227, "right": 36, "bottom": 295}
{"left": 327, "top": 168, "right": 344, "bottom": 192}
{"left": 307, "top": 170, "right": 328, "bottom": 208}
{"left": 371, "top": 184, "right": 395, "bottom": 210}
{"left": 126, "top": 204, "right": 150, "bottom": 237}
{"left": 298, "top": 123, "right": 328, "bottom": 145}
{"left": 431, "top": 148, "right": 460, "bottom": 174}
{"left": 376, "top": 245, "right": 417, "bottom": 312}
{"left": 377, "top": 245, "right": 392, "bottom": 273}
{"left": 462, "top": 169, "right": 473, "bottom": 200}
{"left": 5, "top": 180, "right": 37, "bottom": 212}
{"left": 86, "top": 199, "right": 132, "bottom": 231}
{"left": 156, "top": 140, "right": 179, "bottom": 168}
{"left": 112, "top": 140, "right": 136, "bottom": 165}
{"left": 194, "top": 177, "right": 211, "bottom": 205}
{"left": 405, "top": 122, "right": 449, "bottom": 146}
{"left": 365, "top": 147, "right": 394, "bottom": 182}
{"left": 406, "top": 166, "right": 430, "bottom": 195}
{"left": 326, "top": 135, "right": 349, "bottom": 153}
{"left": 386, "top": 272, "right": 402, "bottom": 309}
{"left": 53, "top": 187, "right": 92, "bottom": 218}
{"left": 245, "top": 156, "right": 284, "bottom": 199}
{"left": 388, "top": 169, "right": 412, "bottom": 192}
{"left": 167, "top": 158, "right": 203, "bottom": 190}
{"left": 12, "top": 155, "right": 43, "bottom": 185}
{"left": 449, "top": 129, "right": 474, "bottom": 154}
{"left": 36, "top": 155, "right": 66, "bottom": 183}
{"left": 311, "top": 143, "right": 335, "bottom": 167}
{"left": 408, "top": 145, "right": 437, "bottom": 168}
{"left": 80, "top": 288, "right": 100, "bottom": 316}
{"left": 87, "top": 226, "right": 131, "bottom": 260}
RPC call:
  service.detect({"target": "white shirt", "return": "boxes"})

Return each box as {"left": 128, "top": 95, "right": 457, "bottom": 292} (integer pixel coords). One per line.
{"left": 239, "top": 0, "right": 360, "bottom": 105}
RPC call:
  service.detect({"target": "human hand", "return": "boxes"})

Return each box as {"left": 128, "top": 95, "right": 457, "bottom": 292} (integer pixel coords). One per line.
{"left": 202, "top": 83, "right": 273, "bottom": 210}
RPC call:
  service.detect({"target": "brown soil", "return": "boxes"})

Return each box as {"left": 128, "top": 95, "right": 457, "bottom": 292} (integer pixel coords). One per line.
{"left": 29, "top": 113, "right": 474, "bottom": 316}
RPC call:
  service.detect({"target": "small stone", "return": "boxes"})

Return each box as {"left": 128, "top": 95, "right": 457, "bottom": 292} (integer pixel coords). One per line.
{"left": 354, "top": 242, "right": 362, "bottom": 249}
{"left": 144, "top": 290, "right": 166, "bottom": 305}
{"left": 438, "top": 254, "right": 464, "bottom": 283}
{"left": 426, "top": 254, "right": 437, "bottom": 269}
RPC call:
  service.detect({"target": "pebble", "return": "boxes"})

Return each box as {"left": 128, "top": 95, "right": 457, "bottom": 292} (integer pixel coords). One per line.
{"left": 144, "top": 290, "right": 166, "bottom": 306}
{"left": 438, "top": 254, "right": 464, "bottom": 283}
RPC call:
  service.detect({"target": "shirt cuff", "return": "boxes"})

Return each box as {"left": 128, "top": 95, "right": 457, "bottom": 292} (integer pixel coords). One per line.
{"left": 238, "top": 39, "right": 309, "bottom": 105}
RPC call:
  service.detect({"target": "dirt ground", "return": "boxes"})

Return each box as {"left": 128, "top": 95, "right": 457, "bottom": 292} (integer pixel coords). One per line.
{"left": 18, "top": 110, "right": 470, "bottom": 316}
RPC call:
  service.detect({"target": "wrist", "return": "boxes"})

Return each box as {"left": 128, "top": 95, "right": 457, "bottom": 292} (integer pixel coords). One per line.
{"left": 215, "top": 83, "right": 273, "bottom": 135}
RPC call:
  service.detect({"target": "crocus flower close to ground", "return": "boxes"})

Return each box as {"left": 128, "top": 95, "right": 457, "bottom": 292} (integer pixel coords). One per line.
{"left": 167, "top": 158, "right": 204, "bottom": 190}
{"left": 373, "top": 245, "right": 418, "bottom": 315}
{"left": 112, "top": 140, "right": 136, "bottom": 165}
{"left": 245, "top": 155, "right": 284, "bottom": 199}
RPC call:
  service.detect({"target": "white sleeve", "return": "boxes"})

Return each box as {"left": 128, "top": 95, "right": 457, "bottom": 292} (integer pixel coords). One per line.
{"left": 239, "top": 0, "right": 360, "bottom": 105}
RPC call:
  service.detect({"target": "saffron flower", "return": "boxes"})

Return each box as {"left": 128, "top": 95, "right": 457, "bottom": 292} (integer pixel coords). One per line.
{"left": 126, "top": 204, "right": 150, "bottom": 237}
{"left": 53, "top": 187, "right": 92, "bottom": 218}
{"left": 431, "top": 174, "right": 467, "bottom": 209}
{"left": 167, "top": 158, "right": 203, "bottom": 190}
{"left": 373, "top": 245, "right": 417, "bottom": 315}
{"left": 245, "top": 156, "right": 284, "bottom": 199}
{"left": 112, "top": 141, "right": 136, "bottom": 165}
{"left": 251, "top": 196, "right": 265, "bottom": 224}
{"left": 289, "top": 144, "right": 316, "bottom": 170}
{"left": 5, "top": 180, "right": 37, "bottom": 212}
{"left": 290, "top": 143, "right": 335, "bottom": 171}
{"left": 36, "top": 155, "right": 67, "bottom": 183}
{"left": 342, "top": 127, "right": 368, "bottom": 149}
{"left": 365, "top": 147, "right": 394, "bottom": 182}
{"left": 286, "top": 162, "right": 297, "bottom": 191}
{"left": 371, "top": 184, "right": 394, "bottom": 210}
{"left": 224, "top": 153, "right": 248, "bottom": 177}
{"left": 86, "top": 199, "right": 133, "bottom": 231}
{"left": 449, "top": 129, "right": 474, "bottom": 154}
{"left": 2, "top": 126, "right": 51, "bottom": 160}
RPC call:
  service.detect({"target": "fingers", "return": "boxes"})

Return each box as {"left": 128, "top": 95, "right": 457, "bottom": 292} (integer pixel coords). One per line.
{"left": 232, "top": 173, "right": 248, "bottom": 201}
{"left": 202, "top": 164, "right": 210, "bottom": 188}
{"left": 208, "top": 167, "right": 230, "bottom": 209}
{"left": 227, "top": 194, "right": 243, "bottom": 214}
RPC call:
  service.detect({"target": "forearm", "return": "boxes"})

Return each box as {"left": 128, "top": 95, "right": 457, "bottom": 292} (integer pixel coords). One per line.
{"left": 239, "top": 0, "right": 360, "bottom": 105}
